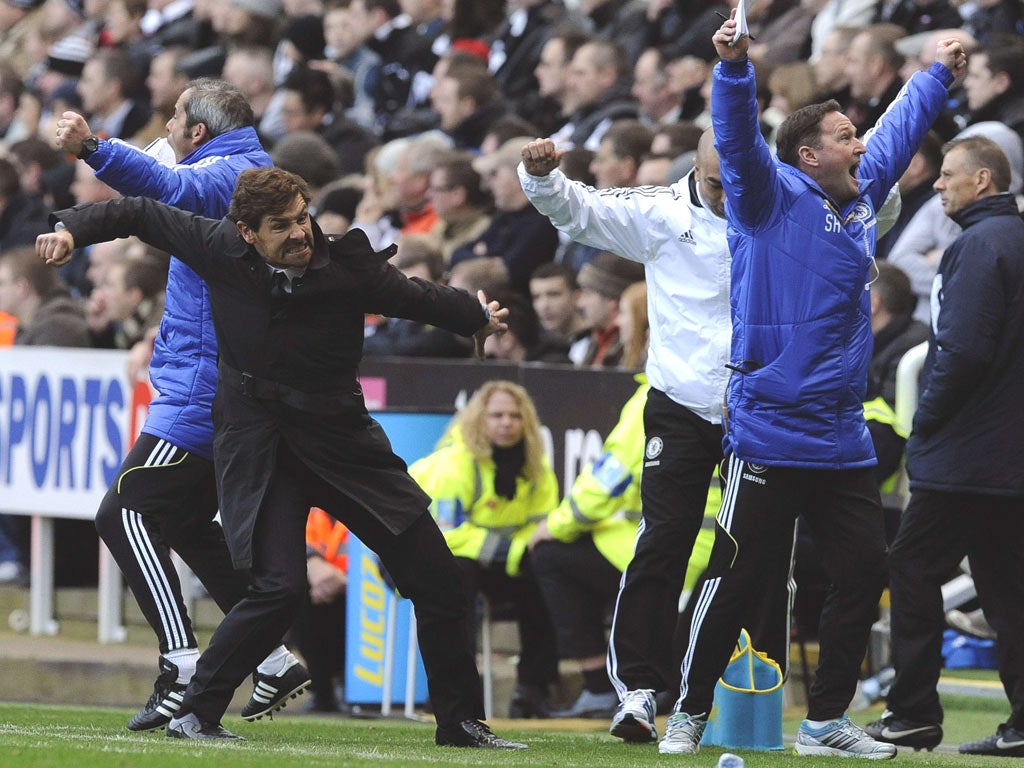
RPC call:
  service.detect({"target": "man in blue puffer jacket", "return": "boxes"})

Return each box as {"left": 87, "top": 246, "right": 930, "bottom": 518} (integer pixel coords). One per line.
{"left": 55, "top": 79, "right": 310, "bottom": 731}
{"left": 656, "top": 11, "right": 969, "bottom": 759}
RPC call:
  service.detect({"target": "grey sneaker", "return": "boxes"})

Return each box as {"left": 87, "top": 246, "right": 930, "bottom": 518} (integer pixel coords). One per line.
{"left": 795, "top": 715, "right": 897, "bottom": 759}
{"left": 658, "top": 709, "right": 707, "bottom": 755}
{"left": 609, "top": 688, "right": 658, "bottom": 742}
{"left": 551, "top": 689, "right": 618, "bottom": 719}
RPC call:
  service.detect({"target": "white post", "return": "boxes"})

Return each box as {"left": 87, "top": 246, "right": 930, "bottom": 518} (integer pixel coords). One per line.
{"left": 29, "top": 515, "right": 58, "bottom": 635}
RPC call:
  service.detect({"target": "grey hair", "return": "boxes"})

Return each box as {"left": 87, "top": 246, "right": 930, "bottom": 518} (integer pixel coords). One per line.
{"left": 183, "top": 78, "right": 255, "bottom": 138}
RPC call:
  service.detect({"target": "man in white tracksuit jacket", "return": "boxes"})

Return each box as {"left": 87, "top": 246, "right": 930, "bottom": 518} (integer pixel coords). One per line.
{"left": 519, "top": 132, "right": 792, "bottom": 743}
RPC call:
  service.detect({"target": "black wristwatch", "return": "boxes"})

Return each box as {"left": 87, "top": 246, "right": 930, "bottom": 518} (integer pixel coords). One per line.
{"left": 77, "top": 135, "right": 100, "bottom": 160}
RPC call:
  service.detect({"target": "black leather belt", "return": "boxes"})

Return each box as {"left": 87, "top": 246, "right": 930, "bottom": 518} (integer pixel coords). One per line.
{"left": 219, "top": 361, "right": 362, "bottom": 414}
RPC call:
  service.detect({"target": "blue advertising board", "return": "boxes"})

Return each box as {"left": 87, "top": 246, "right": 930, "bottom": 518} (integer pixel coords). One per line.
{"left": 344, "top": 411, "right": 452, "bottom": 706}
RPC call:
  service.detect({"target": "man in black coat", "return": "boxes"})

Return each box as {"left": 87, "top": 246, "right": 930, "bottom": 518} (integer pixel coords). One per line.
{"left": 36, "top": 167, "right": 525, "bottom": 750}
{"left": 866, "top": 136, "right": 1024, "bottom": 755}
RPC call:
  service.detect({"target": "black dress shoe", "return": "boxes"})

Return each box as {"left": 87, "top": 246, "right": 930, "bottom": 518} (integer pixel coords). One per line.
{"left": 435, "top": 719, "right": 528, "bottom": 750}
{"left": 507, "top": 684, "right": 550, "bottom": 718}
{"left": 167, "top": 712, "right": 243, "bottom": 740}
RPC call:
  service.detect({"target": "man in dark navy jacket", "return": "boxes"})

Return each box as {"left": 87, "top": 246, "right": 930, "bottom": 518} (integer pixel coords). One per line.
{"left": 866, "top": 136, "right": 1024, "bottom": 756}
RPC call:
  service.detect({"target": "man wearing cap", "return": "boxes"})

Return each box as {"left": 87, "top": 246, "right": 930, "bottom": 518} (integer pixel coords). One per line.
{"left": 571, "top": 251, "right": 644, "bottom": 368}
{"left": 450, "top": 136, "right": 559, "bottom": 296}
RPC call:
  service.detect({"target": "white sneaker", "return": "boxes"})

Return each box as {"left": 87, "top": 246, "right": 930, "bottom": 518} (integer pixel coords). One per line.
{"left": 609, "top": 689, "right": 658, "bottom": 742}
{"left": 659, "top": 709, "right": 707, "bottom": 755}
{"left": 795, "top": 715, "right": 897, "bottom": 759}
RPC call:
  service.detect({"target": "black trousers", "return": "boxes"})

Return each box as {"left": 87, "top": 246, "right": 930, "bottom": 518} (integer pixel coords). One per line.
{"left": 532, "top": 535, "right": 621, "bottom": 660}
{"left": 678, "top": 453, "right": 888, "bottom": 721}
{"left": 94, "top": 433, "right": 251, "bottom": 654}
{"left": 454, "top": 551, "right": 559, "bottom": 689}
{"left": 887, "top": 489, "right": 1024, "bottom": 729}
{"left": 182, "top": 441, "right": 485, "bottom": 727}
{"left": 289, "top": 590, "right": 346, "bottom": 707}
{"left": 606, "top": 389, "right": 723, "bottom": 694}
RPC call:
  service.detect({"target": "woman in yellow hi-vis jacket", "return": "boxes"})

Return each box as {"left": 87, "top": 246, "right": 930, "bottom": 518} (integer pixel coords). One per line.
{"left": 409, "top": 380, "right": 560, "bottom": 718}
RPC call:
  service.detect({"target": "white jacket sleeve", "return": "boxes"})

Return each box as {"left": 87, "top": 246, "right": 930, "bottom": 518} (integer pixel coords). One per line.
{"left": 518, "top": 164, "right": 678, "bottom": 264}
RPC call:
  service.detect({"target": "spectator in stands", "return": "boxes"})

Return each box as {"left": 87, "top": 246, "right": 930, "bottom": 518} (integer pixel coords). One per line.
{"left": 312, "top": 181, "right": 363, "bottom": 235}
{"left": 875, "top": 0, "right": 963, "bottom": 36}
{"left": 278, "top": 65, "right": 379, "bottom": 177}
{"left": 866, "top": 135, "right": 1024, "bottom": 758}
{"left": 364, "top": 233, "right": 472, "bottom": 357}
{"left": 61, "top": 158, "right": 119, "bottom": 298}
{"left": 569, "top": 251, "right": 644, "bottom": 369}
{"left": 590, "top": 119, "right": 654, "bottom": 191}
{"left": 450, "top": 136, "right": 560, "bottom": 296}
{"left": 579, "top": 0, "right": 646, "bottom": 62}
{"left": 632, "top": 48, "right": 686, "bottom": 127}
{"left": 876, "top": 130, "right": 943, "bottom": 260}
{"left": 409, "top": 380, "right": 561, "bottom": 718}
{"left": 488, "top": 0, "right": 567, "bottom": 122}
{"left": 962, "top": 35, "right": 1024, "bottom": 142}
{"left": 807, "top": 0, "right": 879, "bottom": 59}
{"left": 447, "top": 255, "right": 511, "bottom": 301}
{"left": 745, "top": 0, "right": 816, "bottom": 66}
{"left": 0, "top": 0, "right": 45, "bottom": 80}
{"left": 77, "top": 48, "right": 152, "bottom": 141}
{"left": 478, "top": 112, "right": 540, "bottom": 155}
{"left": 481, "top": 290, "right": 570, "bottom": 362}
{"left": 616, "top": 279, "right": 647, "bottom": 373}
{"left": 7, "top": 135, "right": 74, "bottom": 210}
{"left": 528, "top": 262, "right": 588, "bottom": 360}
{"left": 321, "top": 0, "right": 380, "bottom": 130}
{"left": 393, "top": 131, "right": 450, "bottom": 236}
{"left": 0, "top": 61, "right": 29, "bottom": 142}
{"left": 0, "top": 244, "right": 90, "bottom": 347}
{"left": 810, "top": 24, "right": 858, "bottom": 104}
{"left": 132, "top": 45, "right": 189, "bottom": 148}
{"left": 647, "top": 0, "right": 727, "bottom": 63}
{"left": 430, "top": 65, "right": 505, "bottom": 151}
{"left": 649, "top": 120, "right": 703, "bottom": 158}
{"left": 139, "top": 0, "right": 202, "bottom": 51}
{"left": 841, "top": 25, "right": 906, "bottom": 136}
{"left": 531, "top": 26, "right": 591, "bottom": 137}
{"left": 91, "top": 251, "right": 166, "bottom": 349}
{"left": 348, "top": 0, "right": 437, "bottom": 136}
{"left": 0, "top": 155, "right": 49, "bottom": 250}
{"left": 351, "top": 141, "right": 404, "bottom": 251}
{"left": 221, "top": 45, "right": 278, "bottom": 140}
{"left": 961, "top": 0, "right": 1024, "bottom": 45}
{"left": 551, "top": 38, "right": 639, "bottom": 151}
{"left": 867, "top": 263, "right": 929, "bottom": 414}
{"left": 271, "top": 130, "right": 342, "bottom": 196}
{"left": 426, "top": 151, "right": 492, "bottom": 264}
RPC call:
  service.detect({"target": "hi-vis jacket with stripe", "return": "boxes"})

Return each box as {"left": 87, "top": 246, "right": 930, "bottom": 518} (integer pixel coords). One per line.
{"left": 409, "top": 426, "right": 559, "bottom": 577}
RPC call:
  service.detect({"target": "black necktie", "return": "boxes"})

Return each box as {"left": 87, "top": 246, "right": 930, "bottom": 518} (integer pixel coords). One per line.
{"left": 270, "top": 270, "right": 289, "bottom": 299}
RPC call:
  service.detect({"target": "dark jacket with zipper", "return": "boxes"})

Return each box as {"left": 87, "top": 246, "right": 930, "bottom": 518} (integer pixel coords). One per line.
{"left": 51, "top": 197, "right": 489, "bottom": 567}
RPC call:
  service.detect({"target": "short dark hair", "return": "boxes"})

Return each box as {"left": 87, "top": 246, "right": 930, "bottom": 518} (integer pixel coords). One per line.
{"left": 0, "top": 246, "right": 60, "bottom": 299}
{"left": 775, "top": 99, "right": 841, "bottom": 168}
{"left": 122, "top": 255, "right": 167, "bottom": 300}
{"left": 980, "top": 36, "right": 1024, "bottom": 93}
{"left": 434, "top": 152, "right": 491, "bottom": 209}
{"left": 493, "top": 290, "right": 540, "bottom": 351}
{"left": 282, "top": 65, "right": 336, "bottom": 116}
{"left": 185, "top": 78, "right": 255, "bottom": 137}
{"left": 530, "top": 261, "right": 577, "bottom": 290}
{"left": 229, "top": 167, "right": 312, "bottom": 230}
{"left": 601, "top": 120, "right": 655, "bottom": 165}
{"left": 872, "top": 262, "right": 916, "bottom": 318}
{"left": 942, "top": 135, "right": 1012, "bottom": 194}
{"left": 393, "top": 234, "right": 444, "bottom": 281}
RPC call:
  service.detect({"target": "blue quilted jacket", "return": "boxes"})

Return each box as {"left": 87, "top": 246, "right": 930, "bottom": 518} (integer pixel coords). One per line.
{"left": 88, "top": 128, "right": 272, "bottom": 457}
{"left": 712, "top": 59, "right": 953, "bottom": 468}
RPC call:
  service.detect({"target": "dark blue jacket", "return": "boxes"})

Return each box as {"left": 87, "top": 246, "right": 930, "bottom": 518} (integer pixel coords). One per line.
{"left": 906, "top": 193, "right": 1024, "bottom": 495}
{"left": 87, "top": 130, "right": 272, "bottom": 458}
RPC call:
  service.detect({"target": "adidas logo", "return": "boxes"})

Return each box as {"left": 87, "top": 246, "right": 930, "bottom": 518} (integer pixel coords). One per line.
{"left": 677, "top": 230, "right": 696, "bottom": 245}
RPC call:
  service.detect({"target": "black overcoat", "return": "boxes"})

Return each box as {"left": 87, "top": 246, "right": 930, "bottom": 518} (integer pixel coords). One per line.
{"left": 52, "top": 198, "right": 488, "bottom": 568}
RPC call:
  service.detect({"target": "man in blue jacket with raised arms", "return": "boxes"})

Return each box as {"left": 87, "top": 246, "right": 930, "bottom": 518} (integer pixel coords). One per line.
{"left": 656, "top": 11, "right": 969, "bottom": 758}
{"left": 55, "top": 80, "right": 310, "bottom": 731}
